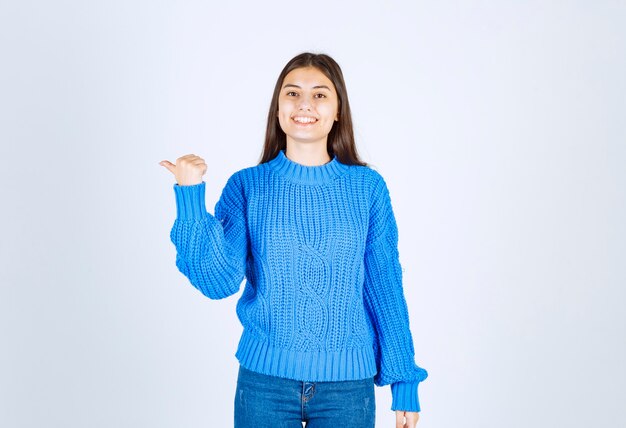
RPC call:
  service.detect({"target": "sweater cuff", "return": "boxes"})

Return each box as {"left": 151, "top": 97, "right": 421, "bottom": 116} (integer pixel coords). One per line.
{"left": 391, "top": 380, "right": 422, "bottom": 412}
{"left": 173, "top": 181, "right": 207, "bottom": 220}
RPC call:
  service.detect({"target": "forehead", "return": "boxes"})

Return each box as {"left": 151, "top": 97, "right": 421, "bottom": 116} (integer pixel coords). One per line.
{"left": 282, "top": 67, "right": 335, "bottom": 91}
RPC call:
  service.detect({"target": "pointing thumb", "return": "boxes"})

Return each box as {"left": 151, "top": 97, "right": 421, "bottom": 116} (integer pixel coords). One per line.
{"left": 159, "top": 160, "right": 176, "bottom": 174}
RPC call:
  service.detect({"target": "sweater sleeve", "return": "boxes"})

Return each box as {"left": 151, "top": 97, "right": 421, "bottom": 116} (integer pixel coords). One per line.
{"left": 363, "top": 173, "right": 428, "bottom": 412}
{"left": 169, "top": 174, "right": 248, "bottom": 299}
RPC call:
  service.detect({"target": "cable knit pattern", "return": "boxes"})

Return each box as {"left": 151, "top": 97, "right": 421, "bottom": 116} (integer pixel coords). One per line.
{"left": 169, "top": 149, "right": 428, "bottom": 412}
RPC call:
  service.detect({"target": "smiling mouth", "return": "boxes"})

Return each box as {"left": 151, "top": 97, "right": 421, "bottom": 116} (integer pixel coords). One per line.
{"left": 292, "top": 116, "right": 318, "bottom": 125}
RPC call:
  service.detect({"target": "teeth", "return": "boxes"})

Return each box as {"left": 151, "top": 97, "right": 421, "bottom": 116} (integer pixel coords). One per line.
{"left": 293, "top": 117, "right": 317, "bottom": 123}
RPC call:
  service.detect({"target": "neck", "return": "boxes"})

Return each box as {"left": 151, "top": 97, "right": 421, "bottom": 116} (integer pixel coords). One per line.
{"left": 266, "top": 149, "right": 349, "bottom": 185}
{"left": 285, "top": 141, "right": 331, "bottom": 166}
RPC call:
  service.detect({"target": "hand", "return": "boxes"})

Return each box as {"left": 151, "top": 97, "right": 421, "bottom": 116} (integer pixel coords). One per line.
{"left": 396, "top": 410, "right": 419, "bottom": 427}
{"left": 159, "top": 154, "right": 207, "bottom": 186}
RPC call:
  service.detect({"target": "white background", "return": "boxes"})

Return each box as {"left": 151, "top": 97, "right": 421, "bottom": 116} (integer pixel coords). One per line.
{"left": 1, "top": 1, "right": 624, "bottom": 427}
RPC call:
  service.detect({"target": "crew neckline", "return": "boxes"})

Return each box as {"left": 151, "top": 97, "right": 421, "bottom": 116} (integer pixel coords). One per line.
{"left": 267, "top": 149, "right": 350, "bottom": 185}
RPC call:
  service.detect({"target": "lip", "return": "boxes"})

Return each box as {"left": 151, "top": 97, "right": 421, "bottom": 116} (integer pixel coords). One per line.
{"left": 291, "top": 116, "right": 318, "bottom": 126}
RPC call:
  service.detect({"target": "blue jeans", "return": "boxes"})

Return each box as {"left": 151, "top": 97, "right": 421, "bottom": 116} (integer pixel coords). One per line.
{"left": 234, "top": 365, "right": 376, "bottom": 427}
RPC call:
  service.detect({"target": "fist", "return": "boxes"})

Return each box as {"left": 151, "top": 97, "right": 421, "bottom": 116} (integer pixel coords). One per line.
{"left": 159, "top": 154, "right": 207, "bottom": 186}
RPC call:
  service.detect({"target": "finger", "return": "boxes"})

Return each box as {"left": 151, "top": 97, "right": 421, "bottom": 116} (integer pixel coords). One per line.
{"left": 159, "top": 160, "right": 176, "bottom": 174}
{"left": 179, "top": 157, "right": 205, "bottom": 166}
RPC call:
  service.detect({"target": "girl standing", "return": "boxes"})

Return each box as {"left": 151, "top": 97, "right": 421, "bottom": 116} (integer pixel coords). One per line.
{"left": 160, "top": 52, "right": 428, "bottom": 428}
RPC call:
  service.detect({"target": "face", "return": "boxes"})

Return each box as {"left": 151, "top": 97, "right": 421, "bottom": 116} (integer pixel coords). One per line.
{"left": 277, "top": 66, "right": 339, "bottom": 148}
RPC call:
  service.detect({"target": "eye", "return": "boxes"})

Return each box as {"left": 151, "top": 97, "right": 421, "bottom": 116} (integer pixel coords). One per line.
{"left": 315, "top": 93, "right": 327, "bottom": 98}
{"left": 286, "top": 91, "right": 298, "bottom": 96}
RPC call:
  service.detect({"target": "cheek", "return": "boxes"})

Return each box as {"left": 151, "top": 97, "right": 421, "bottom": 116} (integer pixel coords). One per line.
{"left": 277, "top": 115, "right": 288, "bottom": 131}
{"left": 321, "top": 104, "right": 338, "bottom": 121}
{"left": 277, "top": 110, "right": 294, "bottom": 131}
{"left": 276, "top": 102, "right": 288, "bottom": 122}
{"left": 277, "top": 101, "right": 294, "bottom": 119}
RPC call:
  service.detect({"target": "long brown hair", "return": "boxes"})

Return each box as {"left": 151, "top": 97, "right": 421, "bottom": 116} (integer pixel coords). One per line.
{"left": 258, "top": 52, "right": 368, "bottom": 167}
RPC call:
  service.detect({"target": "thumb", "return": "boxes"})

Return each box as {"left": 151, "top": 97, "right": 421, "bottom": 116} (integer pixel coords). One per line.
{"left": 159, "top": 160, "right": 176, "bottom": 175}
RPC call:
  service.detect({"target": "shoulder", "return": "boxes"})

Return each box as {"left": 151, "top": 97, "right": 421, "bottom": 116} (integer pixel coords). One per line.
{"left": 342, "top": 163, "right": 383, "bottom": 185}
{"left": 345, "top": 164, "right": 390, "bottom": 204}
{"left": 225, "top": 162, "right": 271, "bottom": 187}
{"left": 218, "top": 162, "right": 273, "bottom": 204}
{"left": 214, "top": 167, "right": 253, "bottom": 215}
{"left": 215, "top": 165, "right": 257, "bottom": 207}
{"left": 221, "top": 164, "right": 258, "bottom": 192}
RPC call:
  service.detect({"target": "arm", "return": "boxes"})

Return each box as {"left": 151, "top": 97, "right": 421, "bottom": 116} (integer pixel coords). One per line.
{"left": 363, "top": 173, "right": 428, "bottom": 412}
{"left": 169, "top": 174, "right": 248, "bottom": 299}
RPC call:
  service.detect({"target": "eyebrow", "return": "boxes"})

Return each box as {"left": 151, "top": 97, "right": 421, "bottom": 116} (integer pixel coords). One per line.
{"left": 282, "top": 84, "right": 332, "bottom": 91}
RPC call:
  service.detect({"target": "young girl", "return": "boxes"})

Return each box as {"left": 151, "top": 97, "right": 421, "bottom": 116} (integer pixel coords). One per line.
{"left": 160, "top": 52, "right": 428, "bottom": 428}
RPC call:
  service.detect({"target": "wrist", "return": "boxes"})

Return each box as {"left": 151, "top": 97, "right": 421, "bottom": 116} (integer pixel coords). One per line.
{"left": 391, "top": 380, "right": 421, "bottom": 412}
{"left": 173, "top": 181, "right": 207, "bottom": 220}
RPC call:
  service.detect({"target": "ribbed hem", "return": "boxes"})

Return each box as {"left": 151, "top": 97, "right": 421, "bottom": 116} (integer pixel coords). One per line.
{"left": 234, "top": 329, "right": 378, "bottom": 382}
{"left": 391, "top": 380, "right": 422, "bottom": 412}
{"left": 173, "top": 181, "right": 206, "bottom": 220}
{"left": 267, "top": 150, "right": 350, "bottom": 185}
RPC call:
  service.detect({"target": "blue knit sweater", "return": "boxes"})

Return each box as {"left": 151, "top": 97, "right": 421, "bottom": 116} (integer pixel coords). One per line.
{"left": 169, "top": 149, "right": 428, "bottom": 412}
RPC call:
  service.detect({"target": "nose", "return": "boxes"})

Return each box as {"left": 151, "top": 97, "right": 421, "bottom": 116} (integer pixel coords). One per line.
{"left": 297, "top": 95, "right": 312, "bottom": 111}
